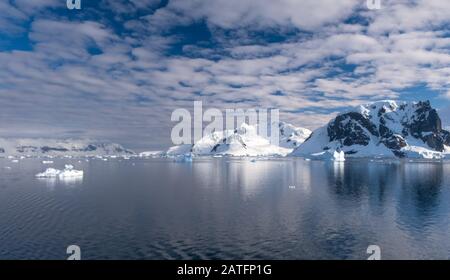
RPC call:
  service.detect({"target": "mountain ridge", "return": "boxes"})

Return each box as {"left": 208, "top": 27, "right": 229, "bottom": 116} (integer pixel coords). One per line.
{"left": 0, "top": 138, "right": 134, "bottom": 156}
{"left": 291, "top": 100, "right": 450, "bottom": 159}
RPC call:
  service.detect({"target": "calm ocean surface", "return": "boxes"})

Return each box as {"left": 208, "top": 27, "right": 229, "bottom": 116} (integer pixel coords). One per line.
{"left": 1, "top": 157, "right": 450, "bottom": 259}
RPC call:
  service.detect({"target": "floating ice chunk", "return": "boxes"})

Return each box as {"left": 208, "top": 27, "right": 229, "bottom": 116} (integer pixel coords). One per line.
{"left": 11, "top": 159, "right": 19, "bottom": 163}
{"left": 4, "top": 166, "right": 11, "bottom": 170}
{"left": 42, "top": 160, "right": 54, "bottom": 164}
{"left": 306, "top": 149, "right": 345, "bottom": 161}
{"left": 59, "top": 169, "right": 83, "bottom": 178}
{"left": 333, "top": 150, "right": 345, "bottom": 162}
{"left": 36, "top": 165, "right": 83, "bottom": 179}
{"left": 403, "top": 147, "right": 444, "bottom": 159}
{"left": 174, "top": 154, "right": 193, "bottom": 162}
{"left": 36, "top": 168, "right": 61, "bottom": 178}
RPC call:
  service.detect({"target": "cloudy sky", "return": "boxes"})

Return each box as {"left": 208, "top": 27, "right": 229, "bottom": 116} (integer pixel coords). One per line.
{"left": 1, "top": 0, "right": 450, "bottom": 150}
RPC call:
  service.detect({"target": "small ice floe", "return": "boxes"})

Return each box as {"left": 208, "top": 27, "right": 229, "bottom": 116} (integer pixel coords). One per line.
{"left": 174, "top": 154, "right": 193, "bottom": 162}
{"left": 42, "top": 160, "right": 54, "bottom": 164}
{"left": 4, "top": 166, "right": 11, "bottom": 170}
{"left": 59, "top": 165, "right": 83, "bottom": 178}
{"left": 308, "top": 149, "right": 345, "bottom": 162}
{"left": 7, "top": 156, "right": 14, "bottom": 159}
{"left": 36, "top": 165, "right": 83, "bottom": 179}
{"left": 11, "top": 159, "right": 19, "bottom": 163}
{"left": 288, "top": 185, "right": 296, "bottom": 189}
{"left": 36, "top": 168, "right": 61, "bottom": 178}
{"left": 332, "top": 150, "right": 345, "bottom": 162}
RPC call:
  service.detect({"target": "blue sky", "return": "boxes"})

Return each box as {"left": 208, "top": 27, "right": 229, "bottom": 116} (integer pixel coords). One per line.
{"left": 1, "top": 0, "right": 450, "bottom": 150}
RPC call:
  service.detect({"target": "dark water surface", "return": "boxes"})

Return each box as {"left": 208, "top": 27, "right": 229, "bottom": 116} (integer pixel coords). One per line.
{"left": 1, "top": 157, "right": 450, "bottom": 259}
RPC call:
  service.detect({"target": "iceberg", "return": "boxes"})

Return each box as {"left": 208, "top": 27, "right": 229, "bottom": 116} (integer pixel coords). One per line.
{"left": 36, "top": 168, "right": 61, "bottom": 178}
{"left": 333, "top": 150, "right": 345, "bottom": 162}
{"left": 306, "top": 150, "right": 345, "bottom": 161}
{"left": 36, "top": 165, "right": 83, "bottom": 179}
{"left": 59, "top": 165, "right": 84, "bottom": 178}
{"left": 174, "top": 153, "right": 193, "bottom": 162}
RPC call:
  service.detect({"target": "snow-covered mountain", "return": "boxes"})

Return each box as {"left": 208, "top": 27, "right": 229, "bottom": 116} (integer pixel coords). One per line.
{"left": 192, "top": 123, "right": 290, "bottom": 156}
{"left": 278, "top": 121, "right": 312, "bottom": 149}
{"left": 0, "top": 138, "right": 134, "bottom": 156}
{"left": 291, "top": 100, "right": 450, "bottom": 159}
{"left": 164, "top": 122, "right": 310, "bottom": 157}
{"left": 138, "top": 150, "right": 165, "bottom": 157}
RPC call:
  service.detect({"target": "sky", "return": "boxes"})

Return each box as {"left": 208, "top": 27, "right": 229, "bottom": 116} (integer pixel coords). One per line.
{"left": 0, "top": 0, "right": 450, "bottom": 151}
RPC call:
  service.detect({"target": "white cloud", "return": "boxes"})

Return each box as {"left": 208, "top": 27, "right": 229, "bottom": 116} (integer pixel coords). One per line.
{"left": 145, "top": 0, "right": 360, "bottom": 31}
{"left": 1, "top": 0, "right": 450, "bottom": 149}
